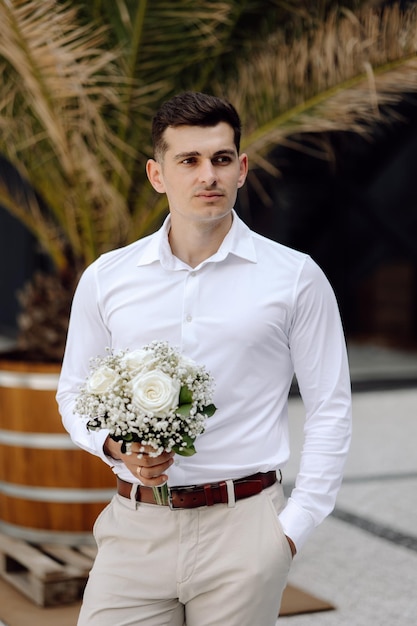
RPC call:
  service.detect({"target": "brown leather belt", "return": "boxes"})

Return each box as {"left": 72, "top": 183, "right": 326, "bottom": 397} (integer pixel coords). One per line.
{"left": 117, "top": 470, "right": 279, "bottom": 509}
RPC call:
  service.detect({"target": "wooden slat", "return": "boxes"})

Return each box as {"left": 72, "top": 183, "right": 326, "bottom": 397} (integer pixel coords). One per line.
{"left": 0, "top": 533, "right": 95, "bottom": 607}
{"left": 77, "top": 544, "right": 97, "bottom": 560}
{"left": 0, "top": 534, "right": 66, "bottom": 581}
{"left": 40, "top": 544, "right": 93, "bottom": 575}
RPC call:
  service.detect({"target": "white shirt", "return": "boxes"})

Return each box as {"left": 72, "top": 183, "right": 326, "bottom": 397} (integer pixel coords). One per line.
{"left": 57, "top": 211, "right": 351, "bottom": 549}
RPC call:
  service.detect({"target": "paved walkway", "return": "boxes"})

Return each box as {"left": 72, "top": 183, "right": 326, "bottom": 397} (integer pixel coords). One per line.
{"left": 279, "top": 385, "right": 417, "bottom": 625}
{"left": 348, "top": 342, "right": 417, "bottom": 390}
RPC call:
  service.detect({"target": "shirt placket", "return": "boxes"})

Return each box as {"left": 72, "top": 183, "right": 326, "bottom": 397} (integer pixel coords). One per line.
{"left": 180, "top": 269, "right": 200, "bottom": 355}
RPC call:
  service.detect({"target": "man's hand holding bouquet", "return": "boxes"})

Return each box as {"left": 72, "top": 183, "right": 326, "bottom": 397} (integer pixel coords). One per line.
{"left": 75, "top": 341, "right": 216, "bottom": 504}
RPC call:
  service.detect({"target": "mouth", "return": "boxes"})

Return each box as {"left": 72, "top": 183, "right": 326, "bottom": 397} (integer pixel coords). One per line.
{"left": 195, "top": 191, "right": 224, "bottom": 200}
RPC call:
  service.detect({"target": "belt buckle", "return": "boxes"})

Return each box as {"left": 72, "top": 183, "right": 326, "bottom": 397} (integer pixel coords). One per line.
{"left": 167, "top": 485, "right": 197, "bottom": 510}
{"left": 167, "top": 487, "right": 180, "bottom": 510}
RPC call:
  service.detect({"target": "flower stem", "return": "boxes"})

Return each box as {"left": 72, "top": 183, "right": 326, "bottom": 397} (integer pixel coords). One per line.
{"left": 152, "top": 483, "right": 169, "bottom": 505}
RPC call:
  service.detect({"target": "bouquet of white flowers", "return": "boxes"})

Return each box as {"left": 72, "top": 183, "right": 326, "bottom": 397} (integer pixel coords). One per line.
{"left": 74, "top": 341, "right": 216, "bottom": 503}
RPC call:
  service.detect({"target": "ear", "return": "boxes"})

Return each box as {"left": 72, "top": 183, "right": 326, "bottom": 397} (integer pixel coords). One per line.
{"left": 237, "top": 153, "right": 248, "bottom": 189}
{"left": 146, "top": 159, "right": 165, "bottom": 193}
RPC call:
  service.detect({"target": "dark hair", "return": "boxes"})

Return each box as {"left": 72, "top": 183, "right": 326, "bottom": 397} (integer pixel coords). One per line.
{"left": 151, "top": 91, "right": 242, "bottom": 160}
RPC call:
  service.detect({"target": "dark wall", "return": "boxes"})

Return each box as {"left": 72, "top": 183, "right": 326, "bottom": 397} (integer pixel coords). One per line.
{"left": 238, "top": 99, "right": 417, "bottom": 348}
{"left": 0, "top": 208, "right": 38, "bottom": 335}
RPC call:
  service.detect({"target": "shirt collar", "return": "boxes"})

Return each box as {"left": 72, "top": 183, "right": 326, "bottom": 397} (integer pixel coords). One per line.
{"left": 136, "top": 209, "right": 257, "bottom": 270}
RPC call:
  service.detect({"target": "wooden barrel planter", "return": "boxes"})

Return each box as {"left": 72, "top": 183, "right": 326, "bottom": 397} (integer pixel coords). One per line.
{"left": 0, "top": 360, "right": 116, "bottom": 544}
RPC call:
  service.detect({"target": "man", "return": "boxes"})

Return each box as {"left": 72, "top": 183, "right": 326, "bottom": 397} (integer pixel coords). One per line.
{"left": 57, "top": 91, "right": 352, "bottom": 625}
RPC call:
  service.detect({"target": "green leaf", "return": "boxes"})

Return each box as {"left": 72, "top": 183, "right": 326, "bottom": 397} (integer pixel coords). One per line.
{"left": 176, "top": 403, "right": 192, "bottom": 416}
{"left": 173, "top": 434, "right": 197, "bottom": 457}
{"left": 179, "top": 385, "right": 192, "bottom": 405}
{"left": 203, "top": 403, "right": 217, "bottom": 417}
{"left": 174, "top": 444, "right": 197, "bottom": 457}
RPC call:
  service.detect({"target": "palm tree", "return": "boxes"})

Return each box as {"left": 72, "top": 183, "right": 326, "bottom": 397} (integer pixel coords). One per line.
{"left": 1, "top": 0, "right": 417, "bottom": 359}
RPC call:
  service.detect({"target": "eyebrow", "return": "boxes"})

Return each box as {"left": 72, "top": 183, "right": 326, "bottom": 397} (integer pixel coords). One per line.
{"left": 173, "top": 149, "right": 236, "bottom": 160}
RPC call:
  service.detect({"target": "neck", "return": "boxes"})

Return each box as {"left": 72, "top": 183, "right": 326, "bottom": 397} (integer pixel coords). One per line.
{"left": 168, "top": 214, "right": 232, "bottom": 268}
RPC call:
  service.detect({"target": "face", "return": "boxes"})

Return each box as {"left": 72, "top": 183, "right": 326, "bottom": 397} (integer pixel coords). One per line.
{"left": 146, "top": 122, "right": 248, "bottom": 226}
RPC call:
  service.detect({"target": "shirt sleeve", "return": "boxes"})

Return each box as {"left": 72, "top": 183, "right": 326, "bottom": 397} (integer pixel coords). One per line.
{"left": 278, "top": 256, "right": 352, "bottom": 550}
{"left": 56, "top": 262, "right": 124, "bottom": 471}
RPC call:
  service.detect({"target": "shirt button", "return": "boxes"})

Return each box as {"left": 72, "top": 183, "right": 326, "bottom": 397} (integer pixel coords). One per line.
{"left": 186, "top": 315, "right": 192, "bottom": 323}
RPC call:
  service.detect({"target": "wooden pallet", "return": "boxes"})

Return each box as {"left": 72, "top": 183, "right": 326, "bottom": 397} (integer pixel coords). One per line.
{"left": 0, "top": 533, "right": 96, "bottom": 607}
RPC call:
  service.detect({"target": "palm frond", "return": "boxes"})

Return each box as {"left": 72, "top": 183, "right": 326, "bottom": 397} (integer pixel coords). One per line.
{"left": 0, "top": 0, "right": 133, "bottom": 267}
{"left": 224, "top": 4, "right": 417, "bottom": 163}
{"left": 2, "top": 0, "right": 415, "bottom": 360}
{"left": 0, "top": 173, "right": 67, "bottom": 271}
{"left": 1, "top": 0, "right": 417, "bottom": 271}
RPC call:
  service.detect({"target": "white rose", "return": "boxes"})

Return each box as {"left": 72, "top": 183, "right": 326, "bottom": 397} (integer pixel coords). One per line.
{"left": 121, "top": 349, "right": 154, "bottom": 374}
{"left": 87, "top": 365, "right": 120, "bottom": 394}
{"left": 130, "top": 369, "right": 181, "bottom": 417}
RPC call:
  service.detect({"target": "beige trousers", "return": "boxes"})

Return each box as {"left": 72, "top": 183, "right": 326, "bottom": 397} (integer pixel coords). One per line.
{"left": 78, "top": 482, "right": 292, "bottom": 626}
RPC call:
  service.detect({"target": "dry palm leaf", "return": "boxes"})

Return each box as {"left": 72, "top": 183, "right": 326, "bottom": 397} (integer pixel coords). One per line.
{"left": 223, "top": 5, "right": 417, "bottom": 167}
{"left": 0, "top": 0, "right": 132, "bottom": 270}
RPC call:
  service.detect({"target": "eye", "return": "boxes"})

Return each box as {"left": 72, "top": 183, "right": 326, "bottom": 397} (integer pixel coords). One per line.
{"left": 181, "top": 157, "right": 197, "bottom": 165}
{"left": 213, "top": 155, "right": 232, "bottom": 165}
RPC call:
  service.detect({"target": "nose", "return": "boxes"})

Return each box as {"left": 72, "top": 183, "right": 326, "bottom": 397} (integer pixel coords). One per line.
{"left": 198, "top": 160, "right": 217, "bottom": 186}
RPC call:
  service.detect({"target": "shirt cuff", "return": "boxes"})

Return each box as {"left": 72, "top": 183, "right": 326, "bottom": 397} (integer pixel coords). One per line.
{"left": 278, "top": 497, "right": 316, "bottom": 551}
{"left": 95, "top": 432, "right": 124, "bottom": 468}
{"left": 68, "top": 420, "right": 120, "bottom": 468}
